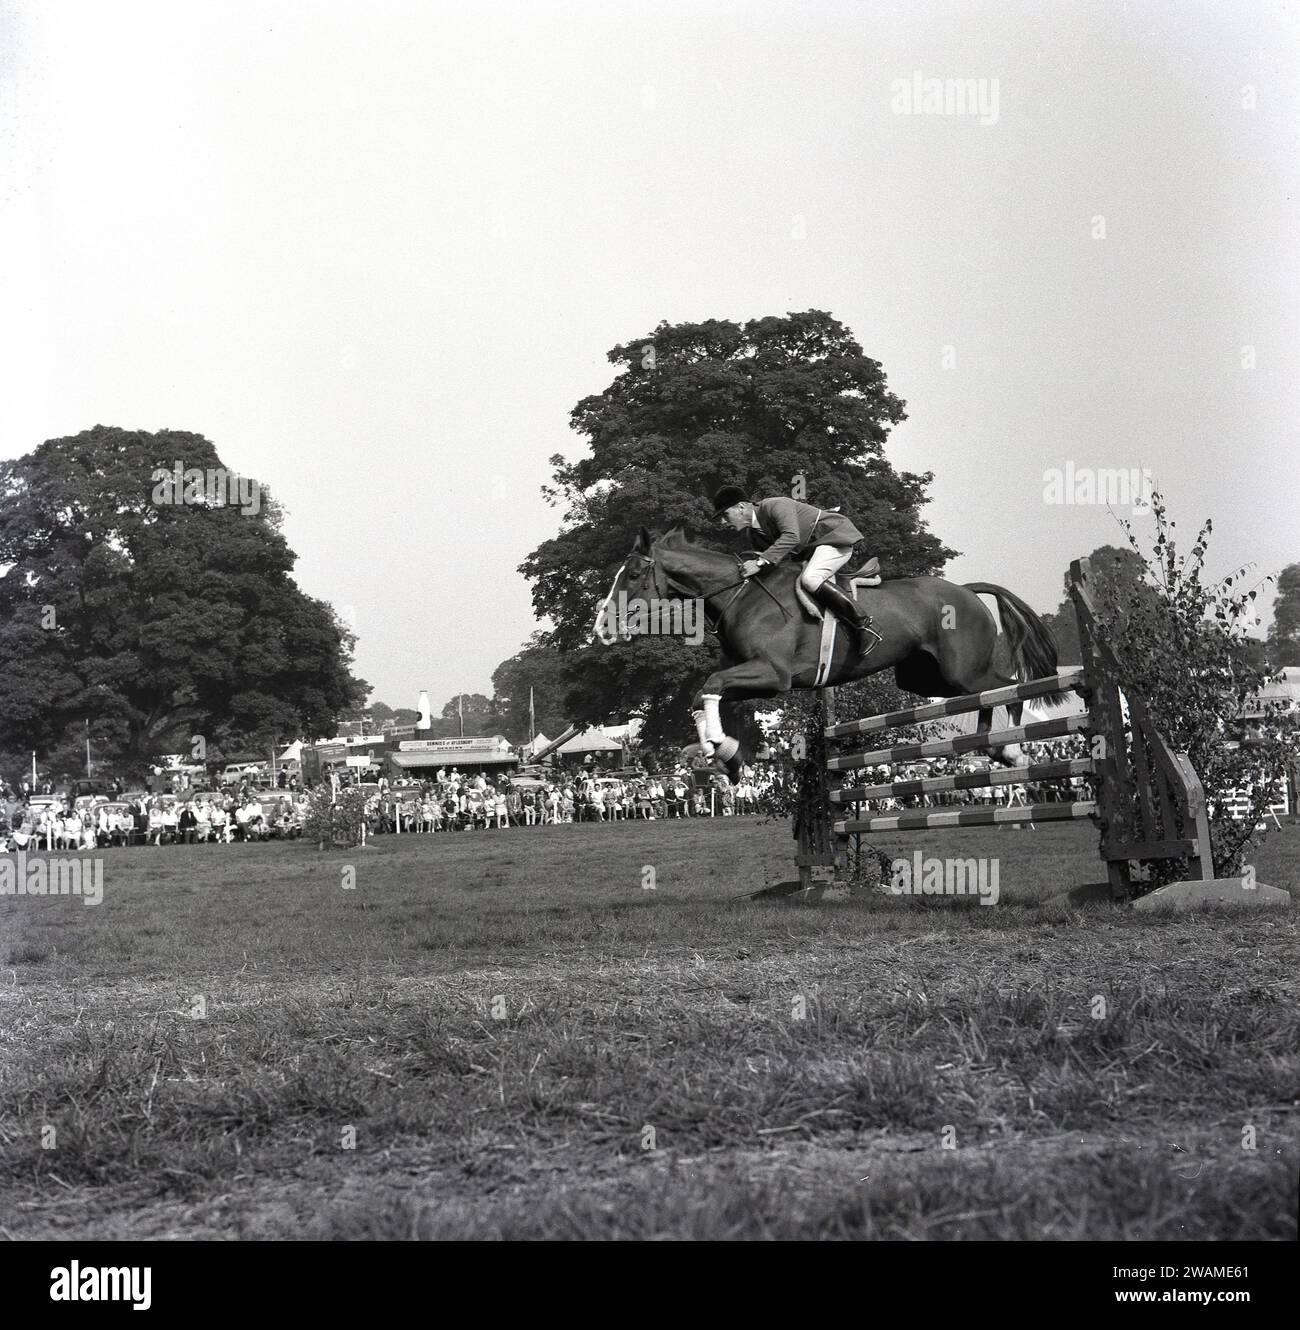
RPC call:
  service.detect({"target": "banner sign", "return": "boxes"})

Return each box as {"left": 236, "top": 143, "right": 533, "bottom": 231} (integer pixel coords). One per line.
{"left": 398, "top": 738, "right": 506, "bottom": 752}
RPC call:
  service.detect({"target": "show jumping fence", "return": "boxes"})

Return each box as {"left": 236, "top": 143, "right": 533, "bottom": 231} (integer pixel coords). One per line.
{"left": 793, "top": 557, "right": 1286, "bottom": 909}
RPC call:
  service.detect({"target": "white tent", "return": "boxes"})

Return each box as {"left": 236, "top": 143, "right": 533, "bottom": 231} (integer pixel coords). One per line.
{"left": 555, "top": 728, "right": 623, "bottom": 755}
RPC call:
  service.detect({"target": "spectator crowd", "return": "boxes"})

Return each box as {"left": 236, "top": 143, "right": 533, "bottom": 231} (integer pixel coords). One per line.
{"left": 356, "top": 765, "right": 776, "bottom": 834}
{"left": 0, "top": 784, "right": 311, "bottom": 851}
{"left": 0, "top": 765, "right": 785, "bottom": 850}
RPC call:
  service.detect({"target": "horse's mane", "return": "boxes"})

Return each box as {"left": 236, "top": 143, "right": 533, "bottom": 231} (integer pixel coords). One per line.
{"left": 658, "top": 525, "right": 694, "bottom": 548}
{"left": 650, "top": 525, "right": 739, "bottom": 565}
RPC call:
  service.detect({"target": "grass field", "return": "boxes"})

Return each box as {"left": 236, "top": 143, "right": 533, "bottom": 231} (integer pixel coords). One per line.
{"left": 2, "top": 817, "right": 1296, "bottom": 1240}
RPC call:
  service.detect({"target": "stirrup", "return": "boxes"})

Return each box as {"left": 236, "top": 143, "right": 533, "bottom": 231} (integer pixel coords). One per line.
{"left": 856, "top": 616, "right": 882, "bottom": 656}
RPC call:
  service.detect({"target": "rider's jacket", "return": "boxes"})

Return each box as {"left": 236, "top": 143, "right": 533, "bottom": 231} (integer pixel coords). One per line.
{"left": 746, "top": 497, "right": 863, "bottom": 566}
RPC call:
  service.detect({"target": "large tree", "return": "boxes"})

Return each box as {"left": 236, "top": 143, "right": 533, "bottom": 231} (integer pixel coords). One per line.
{"left": 1266, "top": 563, "right": 1300, "bottom": 668}
{"left": 491, "top": 632, "right": 576, "bottom": 745}
{"left": 519, "top": 310, "right": 956, "bottom": 746}
{"left": 1040, "top": 544, "right": 1154, "bottom": 665}
{"left": 0, "top": 426, "right": 365, "bottom": 774}
{"left": 438, "top": 692, "right": 506, "bottom": 737}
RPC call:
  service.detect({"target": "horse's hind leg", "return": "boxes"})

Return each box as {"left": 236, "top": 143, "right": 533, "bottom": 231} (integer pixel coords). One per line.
{"left": 976, "top": 699, "right": 1026, "bottom": 767}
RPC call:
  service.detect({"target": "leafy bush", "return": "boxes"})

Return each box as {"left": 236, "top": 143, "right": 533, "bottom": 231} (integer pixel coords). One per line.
{"left": 1107, "top": 491, "right": 1295, "bottom": 881}
{"left": 300, "top": 785, "right": 369, "bottom": 847}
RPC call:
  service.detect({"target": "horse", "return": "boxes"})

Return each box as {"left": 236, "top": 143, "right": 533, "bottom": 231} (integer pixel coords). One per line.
{"left": 593, "top": 526, "right": 1063, "bottom": 779}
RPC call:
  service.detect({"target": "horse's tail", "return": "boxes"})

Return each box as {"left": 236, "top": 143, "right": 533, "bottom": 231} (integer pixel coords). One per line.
{"left": 964, "top": 583, "right": 1067, "bottom": 702}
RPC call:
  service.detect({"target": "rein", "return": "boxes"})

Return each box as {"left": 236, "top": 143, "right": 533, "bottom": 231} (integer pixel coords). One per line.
{"left": 645, "top": 555, "right": 791, "bottom": 633}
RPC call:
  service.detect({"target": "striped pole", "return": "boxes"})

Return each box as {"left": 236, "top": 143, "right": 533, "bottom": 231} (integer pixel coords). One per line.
{"left": 831, "top": 757, "right": 1094, "bottom": 803}
{"left": 834, "top": 801, "right": 1097, "bottom": 835}
{"left": 828, "top": 714, "right": 1090, "bottom": 772}
{"left": 825, "top": 669, "right": 1086, "bottom": 739}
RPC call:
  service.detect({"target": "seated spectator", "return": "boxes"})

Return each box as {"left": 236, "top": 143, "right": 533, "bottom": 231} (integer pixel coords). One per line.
{"left": 178, "top": 804, "right": 198, "bottom": 844}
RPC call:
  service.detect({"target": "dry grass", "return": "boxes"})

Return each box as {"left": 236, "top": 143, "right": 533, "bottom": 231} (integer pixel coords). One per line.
{"left": 1, "top": 818, "right": 1296, "bottom": 1239}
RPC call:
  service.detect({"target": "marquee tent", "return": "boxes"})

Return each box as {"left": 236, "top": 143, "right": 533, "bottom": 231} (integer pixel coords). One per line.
{"left": 555, "top": 728, "right": 623, "bottom": 755}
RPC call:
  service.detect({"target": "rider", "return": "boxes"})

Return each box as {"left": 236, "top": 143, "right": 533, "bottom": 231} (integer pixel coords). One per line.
{"left": 711, "top": 485, "right": 877, "bottom": 653}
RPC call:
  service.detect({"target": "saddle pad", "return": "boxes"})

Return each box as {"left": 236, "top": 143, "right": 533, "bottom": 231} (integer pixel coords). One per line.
{"left": 795, "top": 574, "right": 880, "bottom": 621}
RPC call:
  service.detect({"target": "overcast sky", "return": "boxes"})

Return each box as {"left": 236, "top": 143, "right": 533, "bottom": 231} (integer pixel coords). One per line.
{"left": 2, "top": 0, "right": 1296, "bottom": 714}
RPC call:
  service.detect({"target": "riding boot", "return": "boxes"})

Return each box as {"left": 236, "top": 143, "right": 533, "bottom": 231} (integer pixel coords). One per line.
{"left": 812, "top": 578, "right": 879, "bottom": 655}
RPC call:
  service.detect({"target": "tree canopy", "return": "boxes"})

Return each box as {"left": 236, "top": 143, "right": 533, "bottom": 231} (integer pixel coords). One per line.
{"left": 0, "top": 425, "right": 365, "bottom": 776}
{"left": 518, "top": 310, "right": 955, "bottom": 746}
{"left": 490, "top": 633, "right": 577, "bottom": 745}
{"left": 1266, "top": 563, "right": 1300, "bottom": 668}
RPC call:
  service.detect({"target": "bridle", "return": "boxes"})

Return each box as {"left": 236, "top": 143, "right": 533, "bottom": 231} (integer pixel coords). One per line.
{"left": 614, "top": 549, "right": 790, "bottom": 638}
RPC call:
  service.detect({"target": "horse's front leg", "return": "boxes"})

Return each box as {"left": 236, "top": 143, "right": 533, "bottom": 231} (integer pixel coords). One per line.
{"left": 692, "top": 660, "right": 791, "bottom": 775}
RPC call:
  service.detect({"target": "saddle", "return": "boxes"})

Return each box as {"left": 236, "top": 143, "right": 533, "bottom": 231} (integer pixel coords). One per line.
{"left": 793, "top": 555, "right": 882, "bottom": 620}
{"left": 793, "top": 555, "right": 883, "bottom": 687}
